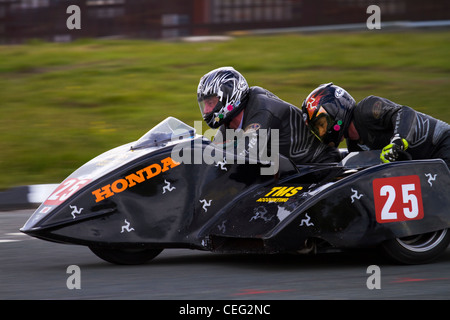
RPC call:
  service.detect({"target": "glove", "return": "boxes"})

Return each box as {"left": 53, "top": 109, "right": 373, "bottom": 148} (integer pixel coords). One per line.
{"left": 380, "top": 135, "right": 409, "bottom": 163}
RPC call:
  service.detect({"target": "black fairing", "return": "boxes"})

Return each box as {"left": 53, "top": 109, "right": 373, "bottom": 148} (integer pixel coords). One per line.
{"left": 21, "top": 118, "right": 450, "bottom": 254}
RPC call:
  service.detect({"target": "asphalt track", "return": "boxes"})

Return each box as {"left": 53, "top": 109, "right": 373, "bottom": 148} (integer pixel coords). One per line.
{"left": 1, "top": 210, "right": 450, "bottom": 301}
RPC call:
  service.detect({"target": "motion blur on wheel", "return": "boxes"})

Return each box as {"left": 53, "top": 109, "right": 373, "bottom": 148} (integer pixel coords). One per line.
{"left": 21, "top": 117, "right": 450, "bottom": 265}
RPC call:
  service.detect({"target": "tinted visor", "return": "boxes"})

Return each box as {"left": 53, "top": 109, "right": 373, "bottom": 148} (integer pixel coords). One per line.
{"left": 310, "top": 113, "right": 334, "bottom": 141}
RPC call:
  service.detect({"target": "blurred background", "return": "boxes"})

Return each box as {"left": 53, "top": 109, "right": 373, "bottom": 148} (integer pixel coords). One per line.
{"left": 1, "top": 0, "right": 450, "bottom": 42}
{"left": 0, "top": 0, "right": 449, "bottom": 190}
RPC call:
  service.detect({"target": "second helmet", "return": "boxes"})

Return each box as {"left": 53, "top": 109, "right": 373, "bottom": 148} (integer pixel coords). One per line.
{"left": 302, "top": 83, "right": 355, "bottom": 146}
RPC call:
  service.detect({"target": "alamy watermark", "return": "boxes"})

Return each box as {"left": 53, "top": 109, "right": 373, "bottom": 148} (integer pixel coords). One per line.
{"left": 66, "top": 265, "right": 81, "bottom": 289}
{"left": 367, "top": 5, "right": 381, "bottom": 30}
{"left": 66, "top": 4, "right": 381, "bottom": 32}
{"left": 170, "top": 121, "right": 280, "bottom": 176}
{"left": 65, "top": 264, "right": 380, "bottom": 291}
{"left": 366, "top": 265, "right": 381, "bottom": 289}
{"left": 66, "top": 5, "right": 81, "bottom": 30}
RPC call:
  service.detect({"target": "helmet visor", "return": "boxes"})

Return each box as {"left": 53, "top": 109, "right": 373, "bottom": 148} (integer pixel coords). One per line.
{"left": 310, "top": 114, "right": 334, "bottom": 141}
{"left": 198, "top": 94, "right": 226, "bottom": 128}
{"left": 199, "top": 95, "right": 220, "bottom": 117}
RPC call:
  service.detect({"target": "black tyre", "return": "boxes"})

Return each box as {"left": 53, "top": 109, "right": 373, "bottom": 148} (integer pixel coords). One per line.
{"left": 89, "top": 246, "right": 163, "bottom": 265}
{"left": 381, "top": 229, "right": 450, "bottom": 264}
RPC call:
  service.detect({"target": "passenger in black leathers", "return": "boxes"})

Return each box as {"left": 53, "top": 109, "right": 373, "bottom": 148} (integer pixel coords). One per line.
{"left": 197, "top": 67, "right": 341, "bottom": 166}
{"left": 301, "top": 83, "right": 450, "bottom": 168}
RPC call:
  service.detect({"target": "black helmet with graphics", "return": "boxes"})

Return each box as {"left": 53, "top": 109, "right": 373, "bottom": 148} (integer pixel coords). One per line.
{"left": 197, "top": 67, "right": 249, "bottom": 128}
{"left": 301, "top": 83, "right": 356, "bottom": 147}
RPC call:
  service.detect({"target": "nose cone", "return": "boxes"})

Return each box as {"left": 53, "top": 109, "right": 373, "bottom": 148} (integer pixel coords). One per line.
{"left": 20, "top": 205, "right": 61, "bottom": 242}
{"left": 21, "top": 206, "right": 54, "bottom": 233}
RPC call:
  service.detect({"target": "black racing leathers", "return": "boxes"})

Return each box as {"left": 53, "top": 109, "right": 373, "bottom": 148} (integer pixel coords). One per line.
{"left": 347, "top": 95, "right": 450, "bottom": 167}
{"left": 214, "top": 86, "right": 341, "bottom": 164}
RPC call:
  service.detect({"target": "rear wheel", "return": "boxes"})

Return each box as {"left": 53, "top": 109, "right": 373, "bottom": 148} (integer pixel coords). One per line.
{"left": 381, "top": 229, "right": 450, "bottom": 264}
{"left": 89, "top": 246, "right": 163, "bottom": 265}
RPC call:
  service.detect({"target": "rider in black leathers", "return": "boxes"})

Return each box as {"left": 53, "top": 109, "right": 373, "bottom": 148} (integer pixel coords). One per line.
{"left": 197, "top": 67, "right": 341, "bottom": 166}
{"left": 301, "top": 83, "right": 450, "bottom": 168}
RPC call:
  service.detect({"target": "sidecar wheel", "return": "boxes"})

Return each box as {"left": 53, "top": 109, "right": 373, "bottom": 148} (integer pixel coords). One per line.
{"left": 89, "top": 246, "right": 163, "bottom": 265}
{"left": 381, "top": 229, "right": 450, "bottom": 264}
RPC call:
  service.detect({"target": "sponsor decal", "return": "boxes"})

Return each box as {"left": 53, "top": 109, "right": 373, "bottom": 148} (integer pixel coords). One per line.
{"left": 372, "top": 100, "right": 382, "bottom": 119}
{"left": 334, "top": 86, "right": 347, "bottom": 98}
{"left": 256, "top": 186, "right": 303, "bottom": 203}
{"left": 244, "top": 123, "right": 261, "bottom": 133}
{"left": 92, "top": 156, "right": 180, "bottom": 203}
{"left": 373, "top": 175, "right": 424, "bottom": 223}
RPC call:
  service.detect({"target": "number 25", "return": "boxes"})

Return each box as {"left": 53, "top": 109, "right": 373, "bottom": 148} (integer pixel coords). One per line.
{"left": 380, "top": 183, "right": 419, "bottom": 220}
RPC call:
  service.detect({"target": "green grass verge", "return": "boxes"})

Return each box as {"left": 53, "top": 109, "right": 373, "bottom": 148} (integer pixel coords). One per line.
{"left": 0, "top": 31, "right": 449, "bottom": 189}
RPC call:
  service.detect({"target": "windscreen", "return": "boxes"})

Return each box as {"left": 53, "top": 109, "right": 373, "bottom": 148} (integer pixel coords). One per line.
{"left": 131, "top": 117, "right": 196, "bottom": 150}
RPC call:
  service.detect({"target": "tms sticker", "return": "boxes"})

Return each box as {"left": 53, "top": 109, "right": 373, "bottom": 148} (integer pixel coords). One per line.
{"left": 373, "top": 175, "right": 424, "bottom": 223}
{"left": 257, "top": 186, "right": 303, "bottom": 203}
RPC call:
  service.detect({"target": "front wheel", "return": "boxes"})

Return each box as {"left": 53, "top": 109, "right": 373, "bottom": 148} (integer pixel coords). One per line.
{"left": 89, "top": 246, "right": 163, "bottom": 265}
{"left": 381, "top": 229, "right": 450, "bottom": 264}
